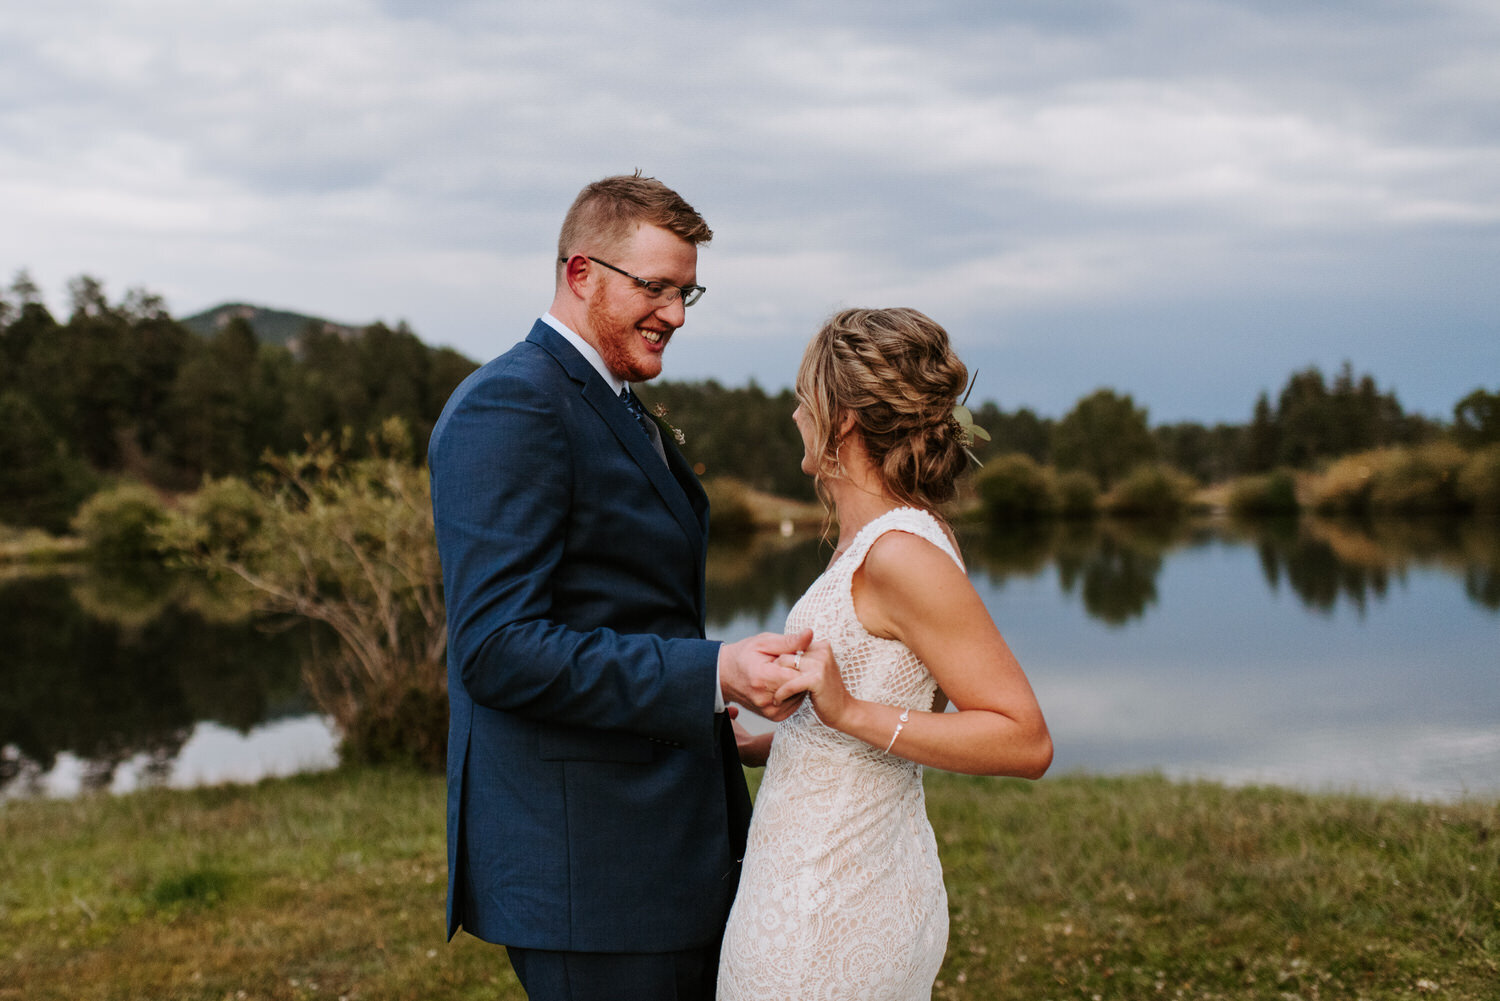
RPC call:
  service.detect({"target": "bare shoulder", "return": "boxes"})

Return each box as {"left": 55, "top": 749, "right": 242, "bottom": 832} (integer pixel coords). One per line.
{"left": 861, "top": 527, "right": 968, "bottom": 603}
{"left": 853, "top": 523, "right": 986, "bottom": 646}
{"left": 864, "top": 522, "right": 962, "bottom": 571}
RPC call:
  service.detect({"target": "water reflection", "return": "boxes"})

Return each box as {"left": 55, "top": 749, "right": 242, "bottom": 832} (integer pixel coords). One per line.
{"left": 1239, "top": 516, "right": 1500, "bottom": 616}
{"left": 962, "top": 520, "right": 1168, "bottom": 626}
{"left": 960, "top": 515, "right": 1500, "bottom": 622}
{"left": 9, "top": 717, "right": 338, "bottom": 799}
{"left": 706, "top": 532, "right": 827, "bottom": 631}
{"left": 0, "top": 567, "right": 318, "bottom": 797}
{"left": 2, "top": 515, "right": 1496, "bottom": 800}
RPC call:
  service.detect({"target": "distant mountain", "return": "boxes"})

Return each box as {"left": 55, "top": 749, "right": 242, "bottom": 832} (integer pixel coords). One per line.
{"left": 179, "top": 303, "right": 366, "bottom": 350}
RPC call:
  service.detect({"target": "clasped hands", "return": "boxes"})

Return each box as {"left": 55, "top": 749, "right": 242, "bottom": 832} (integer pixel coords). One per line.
{"left": 719, "top": 628, "right": 813, "bottom": 723}
{"left": 722, "top": 630, "right": 856, "bottom": 767}
{"left": 718, "top": 628, "right": 850, "bottom": 724}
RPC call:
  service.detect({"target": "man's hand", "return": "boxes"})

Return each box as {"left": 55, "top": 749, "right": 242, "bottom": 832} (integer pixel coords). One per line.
{"left": 719, "top": 628, "right": 813, "bottom": 722}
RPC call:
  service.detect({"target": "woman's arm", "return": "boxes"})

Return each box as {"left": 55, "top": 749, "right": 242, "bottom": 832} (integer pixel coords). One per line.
{"left": 776, "top": 530, "right": 1052, "bottom": 778}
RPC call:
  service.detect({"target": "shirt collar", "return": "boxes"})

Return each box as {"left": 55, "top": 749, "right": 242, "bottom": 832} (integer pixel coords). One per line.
{"left": 541, "top": 312, "right": 627, "bottom": 397}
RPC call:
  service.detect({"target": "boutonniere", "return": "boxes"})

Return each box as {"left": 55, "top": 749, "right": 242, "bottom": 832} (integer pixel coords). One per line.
{"left": 652, "top": 403, "right": 687, "bottom": 446}
{"left": 949, "top": 371, "right": 990, "bottom": 466}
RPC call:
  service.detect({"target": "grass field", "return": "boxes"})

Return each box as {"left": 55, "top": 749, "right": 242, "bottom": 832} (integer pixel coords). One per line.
{"left": 2, "top": 767, "right": 1496, "bottom": 1000}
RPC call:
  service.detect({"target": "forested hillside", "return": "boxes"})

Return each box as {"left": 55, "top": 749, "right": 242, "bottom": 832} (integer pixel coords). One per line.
{"left": 1, "top": 275, "right": 475, "bottom": 532}
{"left": 178, "top": 302, "right": 365, "bottom": 349}
{"left": 3, "top": 271, "right": 1497, "bottom": 534}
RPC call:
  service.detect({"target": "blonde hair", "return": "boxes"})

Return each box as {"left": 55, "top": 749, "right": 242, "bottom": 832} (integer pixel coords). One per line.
{"left": 797, "top": 307, "right": 971, "bottom": 510}
{"left": 555, "top": 171, "right": 712, "bottom": 283}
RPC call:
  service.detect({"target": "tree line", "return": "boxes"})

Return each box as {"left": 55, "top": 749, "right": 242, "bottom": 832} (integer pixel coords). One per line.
{"left": 1, "top": 273, "right": 475, "bottom": 532}
{"left": 3, "top": 271, "right": 1498, "bottom": 535}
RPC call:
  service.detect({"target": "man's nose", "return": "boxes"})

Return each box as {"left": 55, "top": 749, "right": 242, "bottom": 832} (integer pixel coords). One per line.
{"left": 654, "top": 296, "right": 687, "bottom": 328}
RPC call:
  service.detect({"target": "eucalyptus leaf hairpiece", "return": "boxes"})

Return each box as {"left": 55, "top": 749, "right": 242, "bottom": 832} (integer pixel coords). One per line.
{"left": 950, "top": 371, "right": 990, "bottom": 466}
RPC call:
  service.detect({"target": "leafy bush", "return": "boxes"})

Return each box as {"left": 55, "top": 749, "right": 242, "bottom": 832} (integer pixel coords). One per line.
{"left": 975, "top": 453, "right": 1058, "bottom": 522}
{"left": 1228, "top": 468, "right": 1301, "bottom": 516}
{"left": 1368, "top": 441, "right": 1468, "bottom": 514}
{"left": 1101, "top": 464, "right": 1198, "bottom": 518}
{"left": 164, "top": 421, "right": 447, "bottom": 771}
{"left": 1053, "top": 470, "right": 1100, "bottom": 519}
{"left": 703, "top": 477, "right": 757, "bottom": 538}
{"left": 1312, "top": 445, "right": 1474, "bottom": 516}
{"left": 1309, "top": 452, "right": 1379, "bottom": 516}
{"left": 159, "top": 476, "right": 264, "bottom": 561}
{"left": 338, "top": 682, "right": 448, "bottom": 771}
{"left": 71, "top": 482, "right": 170, "bottom": 562}
{"left": 1458, "top": 444, "right": 1500, "bottom": 518}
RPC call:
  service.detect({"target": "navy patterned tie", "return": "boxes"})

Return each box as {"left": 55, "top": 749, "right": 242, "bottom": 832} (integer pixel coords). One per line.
{"left": 620, "top": 386, "right": 654, "bottom": 440}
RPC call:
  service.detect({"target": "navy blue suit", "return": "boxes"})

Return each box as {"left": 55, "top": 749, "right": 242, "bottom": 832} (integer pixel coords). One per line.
{"left": 430, "top": 320, "right": 751, "bottom": 954}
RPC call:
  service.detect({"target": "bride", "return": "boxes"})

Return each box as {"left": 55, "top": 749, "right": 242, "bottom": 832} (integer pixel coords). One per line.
{"left": 717, "top": 307, "right": 1053, "bottom": 1001}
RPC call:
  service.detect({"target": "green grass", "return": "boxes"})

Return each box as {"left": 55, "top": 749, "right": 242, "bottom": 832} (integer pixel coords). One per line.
{"left": 926, "top": 774, "right": 1498, "bottom": 999}
{"left": 3, "top": 768, "right": 1496, "bottom": 1000}
{"left": 0, "top": 768, "right": 502, "bottom": 1001}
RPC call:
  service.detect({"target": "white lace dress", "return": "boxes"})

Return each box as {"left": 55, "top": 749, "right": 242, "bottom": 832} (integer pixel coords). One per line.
{"left": 717, "top": 508, "right": 957, "bottom": 1001}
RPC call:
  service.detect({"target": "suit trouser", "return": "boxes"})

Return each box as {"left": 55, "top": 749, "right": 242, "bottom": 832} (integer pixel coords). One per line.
{"left": 505, "top": 943, "right": 718, "bottom": 1001}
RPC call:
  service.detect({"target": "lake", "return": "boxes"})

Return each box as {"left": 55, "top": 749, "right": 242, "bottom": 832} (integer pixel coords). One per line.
{"left": 2, "top": 515, "right": 1497, "bottom": 802}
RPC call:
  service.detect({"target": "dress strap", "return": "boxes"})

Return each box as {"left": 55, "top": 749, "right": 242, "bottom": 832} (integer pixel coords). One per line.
{"left": 841, "top": 507, "right": 964, "bottom": 575}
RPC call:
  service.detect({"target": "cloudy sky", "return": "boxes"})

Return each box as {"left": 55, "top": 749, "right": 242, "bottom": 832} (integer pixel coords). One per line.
{"left": 4, "top": 0, "right": 1497, "bottom": 423}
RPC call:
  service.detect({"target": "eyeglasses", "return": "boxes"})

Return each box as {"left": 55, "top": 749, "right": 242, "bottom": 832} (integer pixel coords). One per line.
{"left": 582, "top": 256, "right": 706, "bottom": 307}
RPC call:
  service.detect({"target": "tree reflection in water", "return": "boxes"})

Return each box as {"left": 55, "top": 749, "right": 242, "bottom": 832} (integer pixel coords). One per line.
{"left": 966, "top": 518, "right": 1191, "bottom": 626}
{"left": 3, "top": 514, "right": 1495, "bottom": 798}
{"left": 706, "top": 532, "right": 828, "bottom": 632}
{"left": 1237, "top": 516, "right": 1500, "bottom": 616}
{"left": 0, "top": 567, "right": 315, "bottom": 796}
{"left": 715, "top": 515, "right": 1500, "bottom": 629}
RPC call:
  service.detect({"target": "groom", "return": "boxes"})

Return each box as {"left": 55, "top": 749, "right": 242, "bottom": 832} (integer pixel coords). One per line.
{"left": 429, "top": 173, "right": 808, "bottom": 1001}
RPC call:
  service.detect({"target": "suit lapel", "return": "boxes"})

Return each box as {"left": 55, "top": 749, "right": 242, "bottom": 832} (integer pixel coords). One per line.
{"left": 527, "top": 322, "right": 708, "bottom": 556}
{"left": 661, "top": 427, "right": 710, "bottom": 531}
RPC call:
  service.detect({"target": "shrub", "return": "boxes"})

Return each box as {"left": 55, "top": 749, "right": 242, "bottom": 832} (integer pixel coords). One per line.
{"left": 1458, "top": 444, "right": 1500, "bottom": 518}
{"left": 975, "top": 453, "right": 1058, "bottom": 523}
{"left": 703, "top": 477, "right": 757, "bottom": 538}
{"left": 337, "top": 681, "right": 448, "bottom": 772}
{"left": 1368, "top": 442, "right": 1468, "bottom": 514}
{"left": 1228, "top": 468, "right": 1301, "bottom": 517}
{"left": 158, "top": 476, "right": 264, "bottom": 561}
{"left": 1101, "top": 464, "right": 1198, "bottom": 518}
{"left": 71, "top": 482, "right": 170, "bottom": 562}
{"left": 1054, "top": 470, "right": 1100, "bottom": 519}
{"left": 169, "top": 421, "right": 448, "bottom": 771}
{"left": 1313, "top": 445, "right": 1475, "bottom": 516}
{"left": 1309, "top": 452, "right": 1380, "bottom": 516}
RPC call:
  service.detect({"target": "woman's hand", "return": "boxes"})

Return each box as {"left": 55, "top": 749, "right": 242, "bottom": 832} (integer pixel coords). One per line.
{"left": 773, "top": 640, "right": 856, "bottom": 730}
{"left": 727, "top": 705, "right": 773, "bottom": 767}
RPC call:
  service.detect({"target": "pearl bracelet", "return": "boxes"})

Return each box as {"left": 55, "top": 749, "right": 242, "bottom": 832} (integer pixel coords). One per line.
{"left": 884, "top": 708, "right": 911, "bottom": 753}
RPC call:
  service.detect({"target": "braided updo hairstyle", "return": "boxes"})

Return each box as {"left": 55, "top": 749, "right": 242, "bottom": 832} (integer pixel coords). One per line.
{"left": 796, "top": 307, "right": 972, "bottom": 510}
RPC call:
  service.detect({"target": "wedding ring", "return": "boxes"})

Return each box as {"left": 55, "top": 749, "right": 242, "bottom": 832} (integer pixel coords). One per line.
{"left": 793, "top": 651, "right": 802, "bottom": 671}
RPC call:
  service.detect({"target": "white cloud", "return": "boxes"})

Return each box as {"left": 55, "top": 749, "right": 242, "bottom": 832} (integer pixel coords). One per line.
{"left": 3, "top": 0, "right": 1496, "bottom": 419}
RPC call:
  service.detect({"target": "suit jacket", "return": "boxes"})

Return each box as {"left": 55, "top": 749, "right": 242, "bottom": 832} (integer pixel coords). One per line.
{"left": 429, "top": 320, "right": 752, "bottom": 953}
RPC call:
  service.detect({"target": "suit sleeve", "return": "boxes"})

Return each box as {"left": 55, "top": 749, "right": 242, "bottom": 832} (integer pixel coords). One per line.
{"left": 430, "top": 356, "right": 720, "bottom": 749}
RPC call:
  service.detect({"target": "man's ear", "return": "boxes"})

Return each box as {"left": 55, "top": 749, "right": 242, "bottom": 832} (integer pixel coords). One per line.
{"left": 562, "top": 254, "right": 593, "bottom": 299}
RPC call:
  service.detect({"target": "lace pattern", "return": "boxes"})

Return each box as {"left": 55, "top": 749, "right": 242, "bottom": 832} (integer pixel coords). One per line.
{"left": 718, "top": 508, "right": 962, "bottom": 1000}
